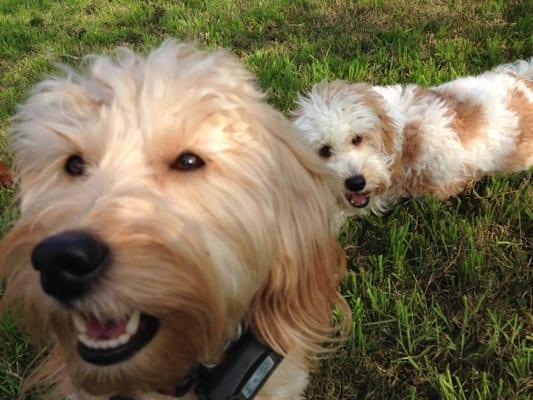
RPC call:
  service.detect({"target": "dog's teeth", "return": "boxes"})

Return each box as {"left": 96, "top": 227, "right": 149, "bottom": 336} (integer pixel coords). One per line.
{"left": 116, "top": 332, "right": 132, "bottom": 346}
{"left": 102, "top": 337, "right": 119, "bottom": 349}
{"left": 126, "top": 311, "right": 141, "bottom": 334}
{"left": 76, "top": 311, "right": 142, "bottom": 350}
{"left": 73, "top": 312, "right": 87, "bottom": 334}
{"left": 78, "top": 332, "right": 133, "bottom": 350}
{"left": 79, "top": 333, "right": 99, "bottom": 349}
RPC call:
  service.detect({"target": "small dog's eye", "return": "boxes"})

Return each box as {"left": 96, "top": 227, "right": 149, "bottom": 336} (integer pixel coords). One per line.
{"left": 318, "top": 145, "right": 332, "bottom": 158}
{"left": 171, "top": 152, "right": 205, "bottom": 171}
{"left": 64, "top": 155, "right": 85, "bottom": 176}
{"left": 352, "top": 135, "right": 363, "bottom": 146}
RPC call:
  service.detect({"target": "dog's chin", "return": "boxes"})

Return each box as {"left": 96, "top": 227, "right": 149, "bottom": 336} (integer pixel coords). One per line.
{"left": 73, "top": 310, "right": 159, "bottom": 366}
{"left": 345, "top": 192, "right": 370, "bottom": 209}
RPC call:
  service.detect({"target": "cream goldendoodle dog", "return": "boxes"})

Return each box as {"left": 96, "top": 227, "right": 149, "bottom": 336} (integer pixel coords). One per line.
{"left": 0, "top": 41, "right": 349, "bottom": 400}
{"left": 293, "top": 59, "right": 533, "bottom": 215}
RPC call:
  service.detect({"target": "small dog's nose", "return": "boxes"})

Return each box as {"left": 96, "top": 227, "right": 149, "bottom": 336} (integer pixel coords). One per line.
{"left": 344, "top": 175, "right": 366, "bottom": 192}
{"left": 31, "top": 231, "right": 109, "bottom": 302}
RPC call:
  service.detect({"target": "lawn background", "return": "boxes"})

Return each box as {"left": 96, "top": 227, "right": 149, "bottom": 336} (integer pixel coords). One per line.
{"left": 0, "top": 0, "right": 532, "bottom": 399}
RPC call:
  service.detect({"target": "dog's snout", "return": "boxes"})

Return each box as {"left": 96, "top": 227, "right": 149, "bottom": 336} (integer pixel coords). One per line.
{"left": 31, "top": 231, "right": 109, "bottom": 302}
{"left": 344, "top": 175, "right": 366, "bottom": 192}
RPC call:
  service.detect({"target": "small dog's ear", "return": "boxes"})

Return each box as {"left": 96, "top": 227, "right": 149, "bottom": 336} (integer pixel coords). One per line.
{"left": 248, "top": 110, "right": 350, "bottom": 364}
{"left": 352, "top": 85, "right": 397, "bottom": 155}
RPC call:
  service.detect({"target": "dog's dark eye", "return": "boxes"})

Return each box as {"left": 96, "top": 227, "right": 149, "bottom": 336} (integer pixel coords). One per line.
{"left": 318, "top": 145, "right": 332, "bottom": 158}
{"left": 64, "top": 155, "right": 85, "bottom": 176}
{"left": 352, "top": 135, "right": 363, "bottom": 146}
{"left": 171, "top": 152, "right": 205, "bottom": 171}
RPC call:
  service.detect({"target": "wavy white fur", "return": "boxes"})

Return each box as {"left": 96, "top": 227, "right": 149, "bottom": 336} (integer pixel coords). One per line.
{"left": 293, "top": 58, "right": 533, "bottom": 216}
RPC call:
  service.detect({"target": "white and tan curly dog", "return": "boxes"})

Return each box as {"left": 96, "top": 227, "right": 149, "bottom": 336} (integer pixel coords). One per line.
{"left": 0, "top": 41, "right": 349, "bottom": 400}
{"left": 293, "top": 59, "right": 533, "bottom": 215}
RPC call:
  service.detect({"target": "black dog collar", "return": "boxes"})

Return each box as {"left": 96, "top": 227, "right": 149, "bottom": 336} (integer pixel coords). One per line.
{"left": 111, "top": 331, "right": 282, "bottom": 400}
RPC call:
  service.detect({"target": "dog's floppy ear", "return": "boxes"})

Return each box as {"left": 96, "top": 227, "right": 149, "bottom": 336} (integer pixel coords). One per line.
{"left": 349, "top": 83, "right": 397, "bottom": 155}
{"left": 248, "top": 109, "right": 350, "bottom": 363}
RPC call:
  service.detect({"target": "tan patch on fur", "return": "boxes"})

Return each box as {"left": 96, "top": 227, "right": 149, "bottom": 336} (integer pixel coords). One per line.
{"left": 401, "top": 120, "right": 423, "bottom": 166}
{"left": 433, "top": 179, "right": 473, "bottom": 199}
{"left": 511, "top": 73, "right": 533, "bottom": 92}
{"left": 358, "top": 86, "right": 397, "bottom": 155}
{"left": 504, "top": 88, "right": 533, "bottom": 171}
{"left": 393, "top": 172, "right": 470, "bottom": 199}
{"left": 405, "top": 174, "right": 436, "bottom": 197}
{"left": 447, "top": 101, "right": 486, "bottom": 146}
{"left": 390, "top": 103, "right": 473, "bottom": 199}
{"left": 416, "top": 87, "right": 487, "bottom": 147}
{"left": 389, "top": 116, "right": 434, "bottom": 197}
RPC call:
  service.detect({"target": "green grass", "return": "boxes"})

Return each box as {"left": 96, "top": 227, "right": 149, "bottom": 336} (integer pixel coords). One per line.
{"left": 1, "top": 0, "right": 532, "bottom": 399}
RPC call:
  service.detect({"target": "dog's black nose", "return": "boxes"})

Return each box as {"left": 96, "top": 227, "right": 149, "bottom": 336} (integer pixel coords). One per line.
{"left": 31, "top": 231, "right": 109, "bottom": 302}
{"left": 345, "top": 175, "right": 366, "bottom": 192}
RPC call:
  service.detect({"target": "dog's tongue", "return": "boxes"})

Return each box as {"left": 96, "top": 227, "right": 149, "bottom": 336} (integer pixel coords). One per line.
{"left": 348, "top": 192, "right": 369, "bottom": 206}
{"left": 86, "top": 316, "right": 127, "bottom": 340}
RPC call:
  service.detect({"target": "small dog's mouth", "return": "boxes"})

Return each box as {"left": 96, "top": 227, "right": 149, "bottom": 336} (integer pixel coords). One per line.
{"left": 74, "top": 311, "right": 159, "bottom": 366}
{"left": 346, "top": 192, "right": 370, "bottom": 208}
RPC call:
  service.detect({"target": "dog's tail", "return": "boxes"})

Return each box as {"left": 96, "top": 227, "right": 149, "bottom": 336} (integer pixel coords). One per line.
{"left": 492, "top": 57, "right": 533, "bottom": 80}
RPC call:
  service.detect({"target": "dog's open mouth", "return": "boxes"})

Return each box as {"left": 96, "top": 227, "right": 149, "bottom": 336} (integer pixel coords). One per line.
{"left": 74, "top": 311, "right": 159, "bottom": 366}
{"left": 346, "top": 192, "right": 370, "bottom": 208}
